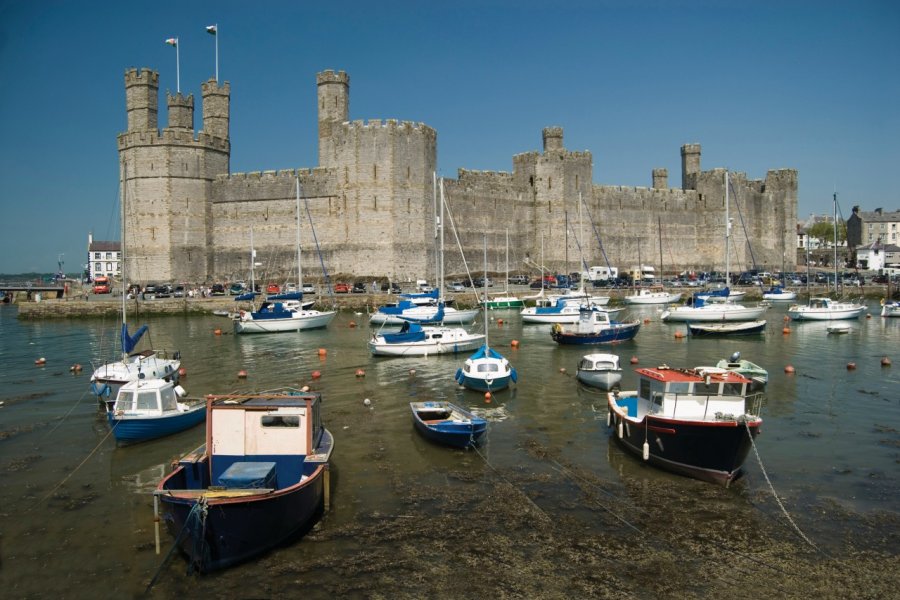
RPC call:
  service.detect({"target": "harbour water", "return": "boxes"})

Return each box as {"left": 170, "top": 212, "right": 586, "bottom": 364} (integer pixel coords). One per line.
{"left": 0, "top": 301, "right": 898, "bottom": 598}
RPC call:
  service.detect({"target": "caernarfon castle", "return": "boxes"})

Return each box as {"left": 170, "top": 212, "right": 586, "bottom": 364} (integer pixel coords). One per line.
{"left": 118, "top": 67, "right": 797, "bottom": 285}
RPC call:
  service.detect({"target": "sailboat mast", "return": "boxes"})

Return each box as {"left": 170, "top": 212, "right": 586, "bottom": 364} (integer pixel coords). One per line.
{"left": 296, "top": 178, "right": 302, "bottom": 290}
{"left": 250, "top": 226, "right": 255, "bottom": 297}
{"left": 833, "top": 191, "right": 839, "bottom": 294}
{"left": 120, "top": 172, "right": 127, "bottom": 360}
{"left": 439, "top": 178, "right": 445, "bottom": 296}
{"left": 658, "top": 216, "right": 663, "bottom": 284}
{"left": 483, "top": 233, "right": 489, "bottom": 351}
{"left": 725, "top": 170, "right": 730, "bottom": 286}
{"left": 434, "top": 173, "right": 439, "bottom": 290}
{"left": 505, "top": 228, "right": 510, "bottom": 295}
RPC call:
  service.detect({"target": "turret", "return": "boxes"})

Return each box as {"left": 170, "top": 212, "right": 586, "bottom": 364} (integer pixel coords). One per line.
{"left": 652, "top": 168, "right": 668, "bottom": 189}
{"left": 681, "top": 143, "right": 701, "bottom": 190}
{"left": 125, "top": 68, "right": 158, "bottom": 131}
{"left": 201, "top": 78, "right": 230, "bottom": 140}
{"left": 317, "top": 70, "right": 349, "bottom": 166}
{"left": 542, "top": 126, "right": 564, "bottom": 152}
{"left": 166, "top": 92, "right": 194, "bottom": 130}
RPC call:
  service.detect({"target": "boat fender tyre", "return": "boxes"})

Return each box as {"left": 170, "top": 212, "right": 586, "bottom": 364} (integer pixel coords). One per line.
{"left": 617, "top": 419, "right": 624, "bottom": 439}
{"left": 607, "top": 411, "right": 611, "bottom": 427}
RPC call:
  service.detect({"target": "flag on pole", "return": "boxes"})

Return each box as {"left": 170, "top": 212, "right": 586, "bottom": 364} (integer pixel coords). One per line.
{"left": 206, "top": 25, "right": 217, "bottom": 35}
{"left": 165, "top": 38, "right": 178, "bottom": 47}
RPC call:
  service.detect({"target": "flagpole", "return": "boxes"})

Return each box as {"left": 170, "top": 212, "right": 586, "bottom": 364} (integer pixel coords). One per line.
{"left": 215, "top": 24, "right": 219, "bottom": 82}
{"left": 176, "top": 40, "right": 180, "bottom": 93}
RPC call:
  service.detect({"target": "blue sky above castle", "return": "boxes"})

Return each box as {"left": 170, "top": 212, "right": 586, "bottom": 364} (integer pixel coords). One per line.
{"left": 0, "top": 0, "right": 897, "bottom": 273}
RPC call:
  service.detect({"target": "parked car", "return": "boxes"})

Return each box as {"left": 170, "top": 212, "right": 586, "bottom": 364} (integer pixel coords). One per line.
{"left": 334, "top": 282, "right": 350, "bottom": 293}
{"left": 380, "top": 281, "right": 401, "bottom": 293}
{"left": 154, "top": 284, "right": 172, "bottom": 298}
{"left": 508, "top": 275, "right": 529, "bottom": 285}
{"left": 351, "top": 282, "right": 367, "bottom": 293}
{"left": 229, "top": 282, "right": 246, "bottom": 295}
{"left": 446, "top": 281, "right": 465, "bottom": 292}
{"left": 284, "top": 282, "right": 298, "bottom": 293}
{"left": 530, "top": 279, "right": 549, "bottom": 290}
{"left": 210, "top": 283, "right": 226, "bottom": 296}
{"left": 266, "top": 283, "right": 280, "bottom": 294}
{"left": 173, "top": 285, "right": 185, "bottom": 298}
{"left": 302, "top": 283, "right": 316, "bottom": 294}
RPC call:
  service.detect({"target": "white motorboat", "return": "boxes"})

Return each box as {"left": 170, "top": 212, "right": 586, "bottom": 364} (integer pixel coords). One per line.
{"left": 575, "top": 353, "right": 623, "bottom": 390}
{"left": 368, "top": 322, "right": 485, "bottom": 356}
{"left": 787, "top": 297, "right": 866, "bottom": 321}
{"left": 623, "top": 286, "right": 682, "bottom": 305}
{"left": 661, "top": 296, "right": 766, "bottom": 322}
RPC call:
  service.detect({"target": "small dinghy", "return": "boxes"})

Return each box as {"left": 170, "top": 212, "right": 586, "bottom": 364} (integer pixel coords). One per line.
{"left": 575, "top": 353, "right": 623, "bottom": 390}
{"left": 410, "top": 401, "right": 487, "bottom": 448}
{"left": 827, "top": 323, "right": 851, "bottom": 334}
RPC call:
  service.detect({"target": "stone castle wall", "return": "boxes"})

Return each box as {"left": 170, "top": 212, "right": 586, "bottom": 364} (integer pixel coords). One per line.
{"left": 119, "top": 67, "right": 797, "bottom": 285}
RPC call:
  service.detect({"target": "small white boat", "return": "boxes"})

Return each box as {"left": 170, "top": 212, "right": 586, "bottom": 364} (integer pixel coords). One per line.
{"left": 234, "top": 303, "right": 336, "bottom": 333}
{"left": 623, "top": 286, "right": 682, "bottom": 305}
{"left": 826, "top": 324, "right": 851, "bottom": 334}
{"left": 521, "top": 302, "right": 622, "bottom": 324}
{"left": 575, "top": 353, "right": 622, "bottom": 390}
{"left": 787, "top": 297, "right": 866, "bottom": 321}
{"left": 762, "top": 286, "right": 797, "bottom": 302}
{"left": 881, "top": 300, "right": 900, "bottom": 318}
{"left": 368, "top": 322, "right": 485, "bottom": 356}
{"left": 661, "top": 295, "right": 766, "bottom": 322}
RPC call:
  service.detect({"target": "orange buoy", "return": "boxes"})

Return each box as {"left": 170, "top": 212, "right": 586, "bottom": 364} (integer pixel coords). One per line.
{"left": 783, "top": 315, "right": 790, "bottom": 322}
{"left": 355, "top": 369, "right": 366, "bottom": 378}
{"left": 69, "top": 363, "right": 82, "bottom": 372}
{"left": 484, "top": 392, "right": 492, "bottom": 402}
{"left": 846, "top": 362, "right": 856, "bottom": 370}
{"left": 317, "top": 348, "right": 327, "bottom": 357}
{"left": 311, "top": 370, "right": 322, "bottom": 379}
{"left": 674, "top": 331, "right": 684, "bottom": 339}
{"left": 866, "top": 314, "right": 872, "bottom": 319}
{"left": 784, "top": 365, "right": 795, "bottom": 374}
{"left": 559, "top": 367, "right": 567, "bottom": 374}
{"left": 782, "top": 327, "right": 791, "bottom": 334}
{"left": 881, "top": 357, "right": 892, "bottom": 367}
{"left": 349, "top": 321, "right": 357, "bottom": 328}
{"left": 644, "top": 318, "right": 651, "bottom": 324}
{"left": 178, "top": 367, "right": 187, "bottom": 377}
{"left": 35, "top": 358, "right": 46, "bottom": 365}
{"left": 630, "top": 356, "right": 639, "bottom": 364}
{"left": 497, "top": 318, "right": 504, "bottom": 325}
{"left": 214, "top": 328, "right": 222, "bottom": 336}
{"left": 237, "top": 370, "right": 248, "bottom": 378}
{"left": 510, "top": 340, "right": 519, "bottom": 348}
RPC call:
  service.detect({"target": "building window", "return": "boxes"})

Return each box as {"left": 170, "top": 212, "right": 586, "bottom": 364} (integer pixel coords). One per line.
{"left": 106, "top": 252, "right": 112, "bottom": 260}
{"left": 94, "top": 252, "right": 101, "bottom": 259}
{"left": 95, "top": 262, "right": 101, "bottom": 271}
{"left": 106, "top": 262, "right": 112, "bottom": 271}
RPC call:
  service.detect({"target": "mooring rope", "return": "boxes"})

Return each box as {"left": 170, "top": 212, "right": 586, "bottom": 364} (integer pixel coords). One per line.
{"left": 470, "top": 444, "right": 553, "bottom": 523}
{"left": 145, "top": 501, "right": 207, "bottom": 593}
{"left": 745, "top": 421, "right": 820, "bottom": 551}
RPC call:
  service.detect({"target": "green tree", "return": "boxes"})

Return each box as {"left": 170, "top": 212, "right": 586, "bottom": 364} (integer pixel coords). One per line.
{"left": 807, "top": 221, "right": 846, "bottom": 247}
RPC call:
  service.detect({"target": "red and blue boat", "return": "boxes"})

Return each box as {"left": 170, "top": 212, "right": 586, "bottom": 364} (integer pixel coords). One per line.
{"left": 550, "top": 307, "right": 641, "bottom": 345}
{"left": 154, "top": 390, "right": 333, "bottom": 572}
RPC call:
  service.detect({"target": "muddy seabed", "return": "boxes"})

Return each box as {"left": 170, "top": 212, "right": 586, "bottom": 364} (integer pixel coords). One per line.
{"left": 146, "top": 438, "right": 899, "bottom": 600}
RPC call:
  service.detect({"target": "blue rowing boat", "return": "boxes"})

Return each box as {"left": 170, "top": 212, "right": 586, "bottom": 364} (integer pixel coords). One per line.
{"left": 410, "top": 401, "right": 487, "bottom": 448}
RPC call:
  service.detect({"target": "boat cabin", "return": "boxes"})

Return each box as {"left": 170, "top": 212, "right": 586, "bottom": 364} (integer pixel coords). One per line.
{"left": 575, "top": 308, "right": 612, "bottom": 333}
{"left": 112, "top": 378, "right": 186, "bottom": 416}
{"left": 178, "top": 393, "right": 326, "bottom": 491}
{"left": 578, "top": 354, "right": 620, "bottom": 372}
{"left": 617, "top": 366, "right": 758, "bottom": 421}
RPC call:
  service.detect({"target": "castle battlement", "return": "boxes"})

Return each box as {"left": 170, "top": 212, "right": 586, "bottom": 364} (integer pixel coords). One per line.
{"left": 125, "top": 67, "right": 158, "bottom": 86}
{"left": 317, "top": 69, "right": 349, "bottom": 85}
{"left": 342, "top": 118, "right": 435, "bottom": 136}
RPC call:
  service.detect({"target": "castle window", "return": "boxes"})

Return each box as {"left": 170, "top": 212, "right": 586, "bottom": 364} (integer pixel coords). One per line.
{"left": 529, "top": 176, "right": 534, "bottom": 187}
{"left": 345, "top": 166, "right": 349, "bottom": 184}
{"left": 407, "top": 166, "right": 410, "bottom": 180}
{"left": 374, "top": 196, "right": 377, "bottom": 210}
{"left": 548, "top": 177, "right": 552, "bottom": 190}
{"left": 407, "top": 198, "right": 410, "bottom": 213}
{"left": 373, "top": 165, "right": 377, "bottom": 179}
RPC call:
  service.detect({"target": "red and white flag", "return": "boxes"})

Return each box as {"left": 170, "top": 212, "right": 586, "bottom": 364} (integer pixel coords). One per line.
{"left": 165, "top": 38, "right": 177, "bottom": 47}
{"left": 206, "top": 25, "right": 217, "bottom": 35}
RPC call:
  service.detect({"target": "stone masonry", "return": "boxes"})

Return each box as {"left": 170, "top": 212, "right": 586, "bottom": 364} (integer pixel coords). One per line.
{"left": 119, "top": 67, "right": 797, "bottom": 284}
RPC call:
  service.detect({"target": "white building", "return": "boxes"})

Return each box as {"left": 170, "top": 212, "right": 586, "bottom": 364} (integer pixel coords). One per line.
{"left": 860, "top": 208, "right": 900, "bottom": 246}
{"left": 856, "top": 241, "right": 900, "bottom": 275}
{"left": 88, "top": 233, "right": 121, "bottom": 281}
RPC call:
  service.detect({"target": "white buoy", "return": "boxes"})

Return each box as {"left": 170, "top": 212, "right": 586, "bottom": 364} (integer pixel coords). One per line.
{"left": 363, "top": 398, "right": 371, "bottom": 407}
{"left": 606, "top": 412, "right": 611, "bottom": 427}
{"left": 642, "top": 441, "right": 650, "bottom": 461}
{"left": 174, "top": 385, "right": 187, "bottom": 397}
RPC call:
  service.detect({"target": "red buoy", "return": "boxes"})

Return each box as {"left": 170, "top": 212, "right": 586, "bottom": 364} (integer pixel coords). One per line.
{"left": 484, "top": 392, "right": 492, "bottom": 403}
{"left": 630, "top": 356, "right": 639, "bottom": 364}
{"left": 782, "top": 327, "right": 791, "bottom": 334}
{"left": 311, "top": 370, "right": 322, "bottom": 379}
{"left": 559, "top": 367, "right": 567, "bottom": 374}
{"left": 497, "top": 318, "right": 504, "bottom": 325}
{"left": 784, "top": 365, "right": 795, "bottom": 374}
{"left": 846, "top": 362, "right": 856, "bottom": 370}
{"left": 35, "top": 358, "right": 46, "bottom": 365}
{"left": 881, "top": 356, "right": 892, "bottom": 367}
{"left": 237, "top": 370, "right": 248, "bottom": 378}
{"left": 317, "top": 348, "right": 327, "bottom": 357}
{"left": 674, "top": 331, "right": 684, "bottom": 339}
{"left": 214, "top": 328, "right": 222, "bottom": 336}
{"left": 510, "top": 340, "right": 519, "bottom": 348}
{"left": 349, "top": 321, "right": 357, "bottom": 328}
{"left": 355, "top": 369, "right": 366, "bottom": 378}
{"left": 178, "top": 367, "right": 187, "bottom": 377}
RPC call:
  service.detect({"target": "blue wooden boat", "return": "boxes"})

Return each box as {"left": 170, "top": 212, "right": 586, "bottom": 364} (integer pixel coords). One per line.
{"left": 155, "top": 390, "right": 334, "bottom": 572}
{"left": 107, "top": 378, "right": 205, "bottom": 445}
{"left": 550, "top": 307, "right": 641, "bottom": 345}
{"left": 410, "top": 401, "right": 487, "bottom": 448}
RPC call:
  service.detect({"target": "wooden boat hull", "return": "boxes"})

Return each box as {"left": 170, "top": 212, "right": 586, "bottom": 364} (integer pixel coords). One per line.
{"left": 608, "top": 396, "right": 761, "bottom": 485}
{"left": 410, "top": 402, "right": 487, "bottom": 448}
{"left": 107, "top": 404, "right": 206, "bottom": 444}
{"left": 687, "top": 320, "right": 766, "bottom": 336}
{"left": 551, "top": 322, "right": 640, "bottom": 345}
{"left": 158, "top": 429, "right": 333, "bottom": 573}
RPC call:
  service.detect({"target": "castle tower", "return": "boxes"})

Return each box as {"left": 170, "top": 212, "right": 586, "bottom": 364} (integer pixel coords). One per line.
{"left": 125, "top": 68, "right": 158, "bottom": 131}
{"left": 201, "top": 79, "right": 230, "bottom": 141}
{"left": 317, "top": 70, "right": 349, "bottom": 167}
{"left": 166, "top": 92, "right": 194, "bottom": 129}
{"left": 542, "top": 126, "right": 564, "bottom": 152}
{"left": 119, "top": 69, "right": 231, "bottom": 284}
{"left": 652, "top": 168, "right": 668, "bottom": 189}
{"left": 681, "top": 143, "right": 701, "bottom": 190}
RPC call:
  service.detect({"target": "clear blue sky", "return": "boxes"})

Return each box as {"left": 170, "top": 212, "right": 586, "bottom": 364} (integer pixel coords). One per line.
{"left": 1, "top": 0, "right": 897, "bottom": 274}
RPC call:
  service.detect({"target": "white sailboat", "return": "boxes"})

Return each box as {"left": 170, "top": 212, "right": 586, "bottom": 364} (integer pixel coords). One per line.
{"left": 787, "top": 192, "right": 866, "bottom": 321}
{"left": 662, "top": 171, "right": 766, "bottom": 322}
{"left": 624, "top": 219, "right": 681, "bottom": 305}
{"left": 483, "top": 228, "right": 524, "bottom": 309}
{"left": 234, "top": 178, "right": 336, "bottom": 333}
{"left": 90, "top": 179, "right": 181, "bottom": 409}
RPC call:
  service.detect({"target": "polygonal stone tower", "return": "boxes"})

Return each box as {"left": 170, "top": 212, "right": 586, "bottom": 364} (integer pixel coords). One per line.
{"left": 118, "top": 68, "right": 230, "bottom": 284}
{"left": 317, "top": 70, "right": 349, "bottom": 167}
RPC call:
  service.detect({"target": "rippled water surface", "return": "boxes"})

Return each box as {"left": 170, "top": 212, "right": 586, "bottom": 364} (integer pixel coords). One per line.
{"left": 0, "top": 301, "right": 898, "bottom": 597}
